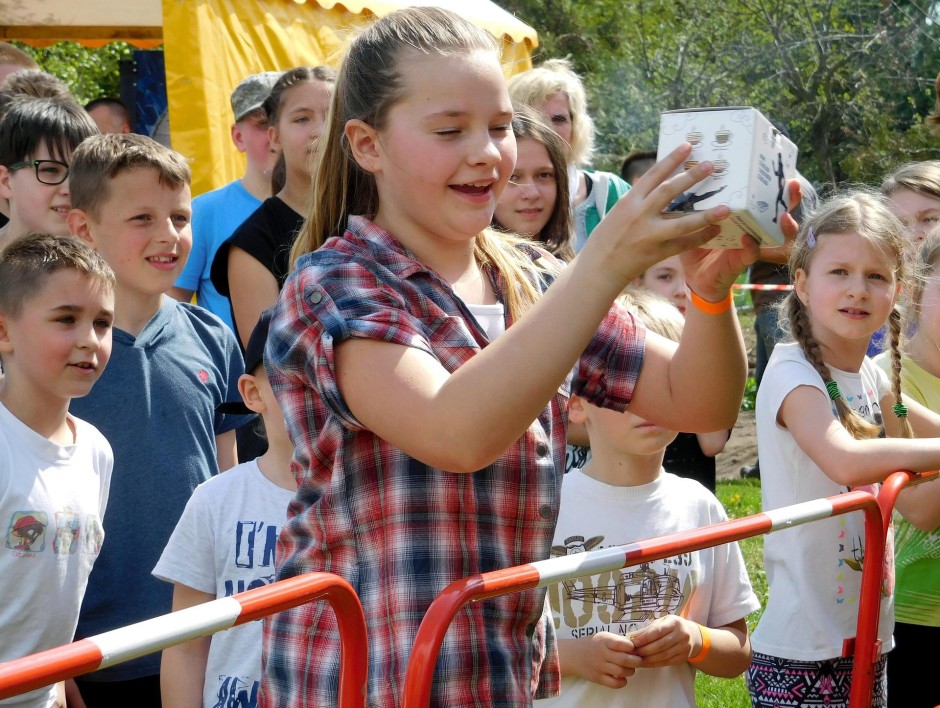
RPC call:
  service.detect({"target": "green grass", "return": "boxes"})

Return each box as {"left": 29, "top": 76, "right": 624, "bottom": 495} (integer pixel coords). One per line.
{"left": 694, "top": 478, "right": 765, "bottom": 707}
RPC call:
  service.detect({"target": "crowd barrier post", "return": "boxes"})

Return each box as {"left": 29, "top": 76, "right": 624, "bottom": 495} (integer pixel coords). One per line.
{"left": 0, "top": 572, "right": 369, "bottom": 708}
{"left": 846, "top": 469, "right": 938, "bottom": 705}
{"left": 402, "top": 490, "right": 886, "bottom": 708}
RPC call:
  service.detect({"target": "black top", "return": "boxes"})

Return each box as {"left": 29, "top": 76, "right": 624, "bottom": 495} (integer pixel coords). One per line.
{"left": 662, "top": 431, "right": 721, "bottom": 493}
{"left": 210, "top": 196, "right": 304, "bottom": 344}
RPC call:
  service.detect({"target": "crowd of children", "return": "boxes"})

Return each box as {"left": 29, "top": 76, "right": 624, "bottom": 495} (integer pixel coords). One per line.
{"left": 0, "top": 11, "right": 938, "bottom": 708}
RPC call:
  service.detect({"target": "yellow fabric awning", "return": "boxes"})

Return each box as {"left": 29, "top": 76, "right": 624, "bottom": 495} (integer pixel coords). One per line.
{"left": 162, "top": 0, "right": 538, "bottom": 195}
{"left": 2, "top": 0, "right": 537, "bottom": 195}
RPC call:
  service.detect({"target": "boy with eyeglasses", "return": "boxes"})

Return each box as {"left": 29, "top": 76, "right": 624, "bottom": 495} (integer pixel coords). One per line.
{"left": 0, "top": 97, "right": 98, "bottom": 248}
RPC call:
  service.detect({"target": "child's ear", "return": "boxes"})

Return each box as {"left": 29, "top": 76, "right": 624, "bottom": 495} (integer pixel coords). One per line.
{"left": 345, "top": 119, "right": 382, "bottom": 174}
{"left": 67, "top": 209, "right": 95, "bottom": 245}
{"left": 267, "top": 125, "right": 282, "bottom": 154}
{"left": 237, "top": 373, "right": 265, "bottom": 414}
{"left": 231, "top": 122, "right": 247, "bottom": 153}
{"left": 793, "top": 268, "right": 808, "bottom": 306}
{"left": 568, "top": 394, "right": 587, "bottom": 425}
{"left": 0, "top": 314, "right": 13, "bottom": 355}
{"left": 0, "top": 164, "right": 12, "bottom": 201}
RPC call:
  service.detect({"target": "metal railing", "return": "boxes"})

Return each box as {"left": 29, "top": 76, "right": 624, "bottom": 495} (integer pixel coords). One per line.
{"left": 402, "top": 475, "right": 931, "bottom": 708}
{"left": 0, "top": 572, "right": 368, "bottom": 708}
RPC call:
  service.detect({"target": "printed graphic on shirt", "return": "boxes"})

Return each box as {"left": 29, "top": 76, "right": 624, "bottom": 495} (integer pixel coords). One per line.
{"left": 53, "top": 510, "right": 80, "bottom": 556}
{"left": 212, "top": 674, "right": 258, "bottom": 708}
{"left": 82, "top": 515, "right": 104, "bottom": 557}
{"left": 224, "top": 519, "right": 279, "bottom": 596}
{"left": 548, "top": 534, "right": 695, "bottom": 637}
{"left": 5, "top": 511, "right": 47, "bottom": 554}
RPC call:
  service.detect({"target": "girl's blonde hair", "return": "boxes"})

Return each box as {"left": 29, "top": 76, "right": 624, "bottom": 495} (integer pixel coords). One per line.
{"left": 906, "top": 227, "right": 940, "bottom": 332}
{"left": 292, "top": 6, "right": 546, "bottom": 321}
{"left": 781, "top": 190, "right": 913, "bottom": 440}
{"left": 616, "top": 288, "right": 684, "bottom": 343}
{"left": 881, "top": 160, "right": 940, "bottom": 203}
{"left": 507, "top": 58, "right": 594, "bottom": 167}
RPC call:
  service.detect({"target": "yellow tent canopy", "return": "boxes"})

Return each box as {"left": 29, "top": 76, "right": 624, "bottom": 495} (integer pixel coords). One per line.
{"left": 3, "top": 0, "right": 538, "bottom": 196}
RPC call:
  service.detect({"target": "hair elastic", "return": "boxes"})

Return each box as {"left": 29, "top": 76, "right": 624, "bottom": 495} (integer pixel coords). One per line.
{"left": 893, "top": 402, "right": 909, "bottom": 418}
{"left": 825, "top": 380, "right": 842, "bottom": 402}
{"left": 807, "top": 226, "right": 816, "bottom": 249}
{"left": 687, "top": 286, "right": 733, "bottom": 315}
{"left": 689, "top": 624, "right": 711, "bottom": 664}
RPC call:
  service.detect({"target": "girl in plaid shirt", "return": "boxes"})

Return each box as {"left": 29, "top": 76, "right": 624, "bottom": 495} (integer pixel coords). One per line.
{"left": 260, "top": 7, "right": 799, "bottom": 707}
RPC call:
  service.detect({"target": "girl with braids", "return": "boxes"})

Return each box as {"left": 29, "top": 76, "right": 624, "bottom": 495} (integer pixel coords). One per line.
{"left": 873, "top": 228, "right": 940, "bottom": 708}
{"left": 746, "top": 191, "right": 940, "bottom": 708}
{"left": 260, "top": 7, "right": 799, "bottom": 706}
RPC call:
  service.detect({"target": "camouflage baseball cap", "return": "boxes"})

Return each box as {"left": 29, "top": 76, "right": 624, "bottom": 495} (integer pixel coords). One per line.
{"left": 230, "top": 71, "right": 283, "bottom": 122}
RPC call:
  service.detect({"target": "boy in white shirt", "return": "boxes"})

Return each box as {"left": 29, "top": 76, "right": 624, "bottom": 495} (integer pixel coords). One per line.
{"left": 153, "top": 309, "right": 296, "bottom": 707}
{"left": 0, "top": 233, "right": 114, "bottom": 707}
{"left": 541, "top": 289, "right": 759, "bottom": 708}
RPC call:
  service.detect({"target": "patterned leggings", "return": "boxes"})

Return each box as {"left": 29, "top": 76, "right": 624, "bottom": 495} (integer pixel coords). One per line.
{"left": 746, "top": 651, "right": 888, "bottom": 708}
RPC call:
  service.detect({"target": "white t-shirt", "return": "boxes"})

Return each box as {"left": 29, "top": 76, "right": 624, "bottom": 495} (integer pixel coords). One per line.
{"left": 153, "top": 460, "right": 294, "bottom": 708}
{"left": 539, "top": 469, "right": 759, "bottom": 708}
{"left": 0, "top": 402, "right": 112, "bottom": 707}
{"left": 752, "top": 342, "right": 894, "bottom": 660}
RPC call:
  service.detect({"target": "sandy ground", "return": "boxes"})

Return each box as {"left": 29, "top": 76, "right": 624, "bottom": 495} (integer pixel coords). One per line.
{"left": 716, "top": 409, "right": 758, "bottom": 481}
{"left": 715, "top": 313, "right": 760, "bottom": 481}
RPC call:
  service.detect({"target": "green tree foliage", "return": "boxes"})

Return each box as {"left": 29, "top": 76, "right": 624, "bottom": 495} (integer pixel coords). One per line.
{"left": 502, "top": 0, "right": 940, "bottom": 188}
{"left": 12, "top": 41, "right": 136, "bottom": 107}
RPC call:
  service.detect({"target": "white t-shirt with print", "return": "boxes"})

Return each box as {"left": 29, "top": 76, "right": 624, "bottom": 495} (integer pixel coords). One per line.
{"left": 0, "top": 402, "right": 111, "bottom": 707}
{"left": 539, "top": 469, "right": 759, "bottom": 708}
{"left": 153, "top": 460, "right": 294, "bottom": 708}
{"left": 751, "top": 342, "right": 894, "bottom": 660}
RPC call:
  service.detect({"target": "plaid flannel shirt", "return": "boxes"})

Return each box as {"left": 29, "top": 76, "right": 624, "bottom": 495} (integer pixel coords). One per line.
{"left": 260, "top": 216, "right": 645, "bottom": 707}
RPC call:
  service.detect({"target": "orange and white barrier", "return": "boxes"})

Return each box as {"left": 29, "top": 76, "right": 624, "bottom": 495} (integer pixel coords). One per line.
{"left": 0, "top": 573, "right": 368, "bottom": 708}
{"left": 403, "top": 470, "right": 938, "bottom": 708}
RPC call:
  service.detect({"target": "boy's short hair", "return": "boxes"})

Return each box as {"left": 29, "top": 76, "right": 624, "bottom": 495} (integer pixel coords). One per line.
{"left": 69, "top": 133, "right": 192, "bottom": 217}
{"left": 0, "top": 97, "right": 97, "bottom": 167}
{"left": 0, "top": 232, "right": 115, "bottom": 318}
{"left": 617, "top": 288, "right": 685, "bottom": 343}
{"left": 0, "top": 71, "right": 75, "bottom": 120}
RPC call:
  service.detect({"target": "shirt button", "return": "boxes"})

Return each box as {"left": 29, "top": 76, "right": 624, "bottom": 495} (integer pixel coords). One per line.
{"left": 535, "top": 442, "right": 549, "bottom": 457}
{"left": 310, "top": 291, "right": 323, "bottom": 304}
{"left": 539, "top": 504, "right": 552, "bottom": 519}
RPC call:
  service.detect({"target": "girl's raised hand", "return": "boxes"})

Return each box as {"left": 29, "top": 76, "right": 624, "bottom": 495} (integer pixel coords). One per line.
{"left": 582, "top": 143, "right": 732, "bottom": 289}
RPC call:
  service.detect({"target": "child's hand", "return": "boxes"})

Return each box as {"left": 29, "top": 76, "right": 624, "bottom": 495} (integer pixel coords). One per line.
{"left": 564, "top": 631, "right": 642, "bottom": 689}
{"left": 628, "top": 615, "right": 704, "bottom": 668}
{"left": 583, "top": 143, "right": 732, "bottom": 289}
{"left": 680, "top": 235, "right": 760, "bottom": 303}
{"left": 681, "top": 178, "right": 802, "bottom": 302}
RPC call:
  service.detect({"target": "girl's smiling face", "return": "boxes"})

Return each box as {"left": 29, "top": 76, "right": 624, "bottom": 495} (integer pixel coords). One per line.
{"left": 366, "top": 49, "right": 516, "bottom": 251}
{"left": 794, "top": 231, "right": 900, "bottom": 353}
{"left": 494, "top": 136, "right": 557, "bottom": 238}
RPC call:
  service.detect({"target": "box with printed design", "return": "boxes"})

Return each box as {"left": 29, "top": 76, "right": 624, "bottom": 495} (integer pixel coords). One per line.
{"left": 656, "top": 106, "right": 798, "bottom": 248}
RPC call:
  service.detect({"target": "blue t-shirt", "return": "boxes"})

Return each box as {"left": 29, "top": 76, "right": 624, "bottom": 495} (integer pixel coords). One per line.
{"left": 175, "top": 180, "right": 261, "bottom": 330}
{"left": 70, "top": 298, "right": 251, "bottom": 681}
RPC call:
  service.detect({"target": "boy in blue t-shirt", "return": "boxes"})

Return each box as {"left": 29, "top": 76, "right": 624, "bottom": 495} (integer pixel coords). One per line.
{"left": 66, "top": 133, "right": 250, "bottom": 706}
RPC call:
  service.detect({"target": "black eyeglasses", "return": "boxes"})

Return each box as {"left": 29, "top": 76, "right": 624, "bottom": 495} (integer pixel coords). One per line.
{"left": 7, "top": 159, "right": 70, "bottom": 185}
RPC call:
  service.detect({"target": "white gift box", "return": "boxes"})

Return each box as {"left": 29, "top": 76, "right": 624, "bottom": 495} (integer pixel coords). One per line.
{"left": 656, "top": 106, "right": 798, "bottom": 248}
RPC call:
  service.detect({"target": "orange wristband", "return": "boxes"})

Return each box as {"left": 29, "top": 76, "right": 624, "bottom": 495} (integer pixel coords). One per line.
{"left": 688, "top": 624, "right": 711, "bottom": 664}
{"left": 688, "top": 286, "right": 733, "bottom": 315}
